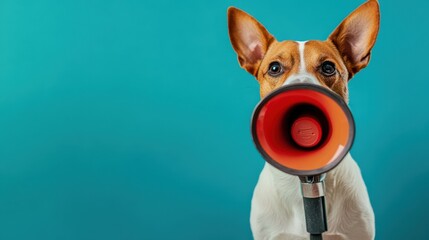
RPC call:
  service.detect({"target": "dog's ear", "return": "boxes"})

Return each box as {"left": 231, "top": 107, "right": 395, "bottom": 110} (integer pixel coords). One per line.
{"left": 228, "top": 7, "right": 275, "bottom": 76}
{"left": 328, "top": 0, "right": 380, "bottom": 79}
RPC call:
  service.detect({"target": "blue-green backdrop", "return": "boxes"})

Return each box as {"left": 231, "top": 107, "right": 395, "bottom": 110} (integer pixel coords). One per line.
{"left": 0, "top": 0, "right": 428, "bottom": 239}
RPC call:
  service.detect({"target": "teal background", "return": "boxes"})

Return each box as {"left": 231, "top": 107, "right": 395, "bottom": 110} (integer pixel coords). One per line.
{"left": 0, "top": 0, "right": 427, "bottom": 239}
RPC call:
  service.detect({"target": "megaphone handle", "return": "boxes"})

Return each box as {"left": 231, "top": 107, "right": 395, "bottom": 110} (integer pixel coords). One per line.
{"left": 303, "top": 196, "right": 327, "bottom": 240}
{"left": 310, "top": 234, "right": 323, "bottom": 240}
{"left": 300, "top": 178, "right": 328, "bottom": 240}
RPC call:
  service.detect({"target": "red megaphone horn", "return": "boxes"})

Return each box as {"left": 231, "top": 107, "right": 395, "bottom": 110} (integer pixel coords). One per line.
{"left": 251, "top": 83, "right": 355, "bottom": 176}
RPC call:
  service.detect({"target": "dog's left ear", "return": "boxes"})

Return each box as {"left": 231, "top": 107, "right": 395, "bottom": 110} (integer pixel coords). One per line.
{"left": 228, "top": 7, "right": 275, "bottom": 76}
{"left": 329, "top": 0, "right": 380, "bottom": 79}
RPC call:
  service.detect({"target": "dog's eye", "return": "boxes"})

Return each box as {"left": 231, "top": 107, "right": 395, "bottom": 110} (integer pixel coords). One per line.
{"left": 268, "top": 62, "right": 284, "bottom": 77}
{"left": 320, "top": 61, "right": 336, "bottom": 76}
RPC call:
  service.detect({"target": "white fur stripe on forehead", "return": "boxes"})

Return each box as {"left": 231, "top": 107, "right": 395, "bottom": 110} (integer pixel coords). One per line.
{"left": 297, "top": 41, "right": 308, "bottom": 74}
{"left": 282, "top": 41, "right": 320, "bottom": 86}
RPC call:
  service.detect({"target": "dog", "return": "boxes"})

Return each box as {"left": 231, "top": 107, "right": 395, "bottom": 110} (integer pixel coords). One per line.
{"left": 227, "top": 1, "right": 380, "bottom": 239}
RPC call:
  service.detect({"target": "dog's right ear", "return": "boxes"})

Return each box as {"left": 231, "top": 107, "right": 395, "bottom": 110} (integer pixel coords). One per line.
{"left": 228, "top": 7, "right": 275, "bottom": 76}
{"left": 328, "top": 0, "right": 380, "bottom": 79}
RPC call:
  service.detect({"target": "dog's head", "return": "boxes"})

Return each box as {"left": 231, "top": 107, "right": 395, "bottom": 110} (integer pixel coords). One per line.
{"left": 227, "top": 0, "right": 380, "bottom": 101}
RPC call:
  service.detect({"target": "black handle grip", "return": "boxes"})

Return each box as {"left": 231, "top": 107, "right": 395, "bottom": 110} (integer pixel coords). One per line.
{"left": 303, "top": 196, "right": 328, "bottom": 237}
{"left": 310, "top": 234, "right": 323, "bottom": 240}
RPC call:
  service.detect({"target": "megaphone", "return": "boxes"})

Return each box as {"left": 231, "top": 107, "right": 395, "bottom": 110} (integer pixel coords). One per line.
{"left": 251, "top": 83, "right": 355, "bottom": 239}
{"left": 251, "top": 83, "right": 355, "bottom": 176}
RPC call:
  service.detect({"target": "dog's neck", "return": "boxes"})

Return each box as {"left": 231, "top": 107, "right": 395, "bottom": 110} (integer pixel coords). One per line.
{"left": 265, "top": 152, "right": 354, "bottom": 199}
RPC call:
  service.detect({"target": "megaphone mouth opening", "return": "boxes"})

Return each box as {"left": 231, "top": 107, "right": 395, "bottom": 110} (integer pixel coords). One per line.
{"left": 251, "top": 84, "right": 355, "bottom": 176}
{"left": 282, "top": 104, "right": 331, "bottom": 151}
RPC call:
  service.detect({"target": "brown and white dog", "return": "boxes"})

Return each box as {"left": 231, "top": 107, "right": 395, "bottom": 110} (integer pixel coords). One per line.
{"left": 227, "top": 1, "right": 380, "bottom": 239}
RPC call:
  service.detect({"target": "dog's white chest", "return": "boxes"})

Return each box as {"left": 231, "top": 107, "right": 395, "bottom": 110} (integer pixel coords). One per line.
{"left": 250, "top": 155, "right": 375, "bottom": 240}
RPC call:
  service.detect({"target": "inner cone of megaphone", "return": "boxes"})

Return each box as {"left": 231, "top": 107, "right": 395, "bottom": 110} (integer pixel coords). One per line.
{"left": 251, "top": 84, "right": 355, "bottom": 176}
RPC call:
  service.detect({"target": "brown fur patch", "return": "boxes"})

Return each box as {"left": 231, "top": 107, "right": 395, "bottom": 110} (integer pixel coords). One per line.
{"left": 304, "top": 41, "right": 349, "bottom": 99}
{"left": 256, "top": 41, "right": 300, "bottom": 98}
